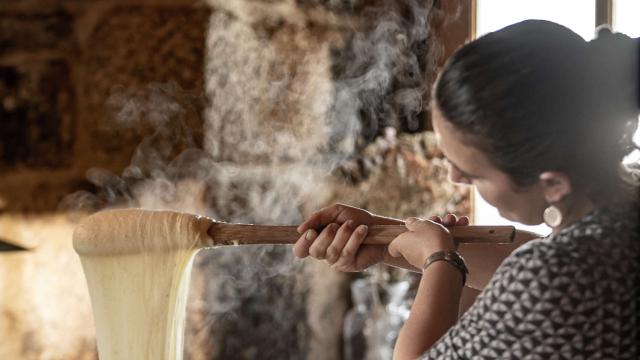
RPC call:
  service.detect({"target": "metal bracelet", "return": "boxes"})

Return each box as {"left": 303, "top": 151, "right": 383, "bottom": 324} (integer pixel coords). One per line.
{"left": 422, "top": 250, "right": 468, "bottom": 287}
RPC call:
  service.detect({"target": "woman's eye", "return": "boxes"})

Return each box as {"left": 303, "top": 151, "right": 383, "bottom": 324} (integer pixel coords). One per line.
{"left": 459, "top": 172, "right": 478, "bottom": 184}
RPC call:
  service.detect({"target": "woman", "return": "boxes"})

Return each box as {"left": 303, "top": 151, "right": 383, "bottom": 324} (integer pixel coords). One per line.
{"left": 293, "top": 20, "right": 639, "bottom": 359}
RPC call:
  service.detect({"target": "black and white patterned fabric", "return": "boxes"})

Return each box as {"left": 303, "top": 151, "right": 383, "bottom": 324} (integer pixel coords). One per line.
{"left": 421, "top": 198, "right": 639, "bottom": 359}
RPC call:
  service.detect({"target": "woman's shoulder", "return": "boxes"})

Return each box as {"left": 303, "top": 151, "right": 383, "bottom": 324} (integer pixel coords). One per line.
{"left": 494, "top": 201, "right": 639, "bottom": 297}
{"left": 499, "top": 237, "right": 578, "bottom": 283}
{"left": 459, "top": 204, "right": 639, "bottom": 360}
{"left": 519, "top": 197, "right": 638, "bottom": 256}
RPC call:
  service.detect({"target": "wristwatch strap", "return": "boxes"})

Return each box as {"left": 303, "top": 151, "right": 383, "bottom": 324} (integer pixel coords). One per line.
{"left": 422, "top": 250, "right": 468, "bottom": 287}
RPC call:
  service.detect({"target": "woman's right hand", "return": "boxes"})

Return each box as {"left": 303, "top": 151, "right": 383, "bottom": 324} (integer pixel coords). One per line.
{"left": 292, "top": 204, "right": 386, "bottom": 272}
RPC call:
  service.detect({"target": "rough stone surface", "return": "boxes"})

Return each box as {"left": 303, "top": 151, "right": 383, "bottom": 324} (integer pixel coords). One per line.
{"left": 0, "top": 1, "right": 467, "bottom": 359}
{"left": 205, "top": 10, "right": 340, "bottom": 164}
{"left": 197, "top": 1, "right": 452, "bottom": 358}
{"left": 82, "top": 6, "right": 209, "bottom": 168}
{"left": 0, "top": 215, "right": 96, "bottom": 360}
{"left": 180, "top": 134, "right": 469, "bottom": 359}
{"left": 192, "top": 247, "right": 311, "bottom": 359}
{"left": 0, "top": 3, "right": 211, "bottom": 213}
{"left": 0, "top": 61, "right": 75, "bottom": 170}
{"left": 179, "top": 163, "right": 337, "bottom": 359}
{"left": 0, "top": 2, "right": 213, "bottom": 359}
{"left": 0, "top": 10, "right": 73, "bottom": 54}
{"left": 205, "top": 1, "right": 438, "bottom": 163}
{"left": 202, "top": 9, "right": 344, "bottom": 359}
{"left": 334, "top": 131, "right": 470, "bottom": 218}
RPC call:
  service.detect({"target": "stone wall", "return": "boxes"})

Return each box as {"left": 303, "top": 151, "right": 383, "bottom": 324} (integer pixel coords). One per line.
{"left": 0, "top": 1, "right": 210, "bottom": 359}
{"left": 0, "top": 215, "right": 95, "bottom": 360}
{"left": 195, "top": 1, "right": 469, "bottom": 359}
{"left": 0, "top": 0, "right": 471, "bottom": 359}
{"left": 0, "top": 0, "right": 209, "bottom": 212}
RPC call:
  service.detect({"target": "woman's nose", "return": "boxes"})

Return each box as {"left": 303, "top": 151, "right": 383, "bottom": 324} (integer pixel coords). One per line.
{"left": 449, "top": 167, "right": 470, "bottom": 185}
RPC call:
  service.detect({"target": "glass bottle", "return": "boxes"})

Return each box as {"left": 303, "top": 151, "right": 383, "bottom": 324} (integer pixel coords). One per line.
{"left": 343, "top": 278, "right": 381, "bottom": 360}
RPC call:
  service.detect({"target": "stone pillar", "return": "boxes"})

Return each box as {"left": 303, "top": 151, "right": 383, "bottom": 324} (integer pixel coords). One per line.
{"left": 193, "top": 1, "right": 465, "bottom": 359}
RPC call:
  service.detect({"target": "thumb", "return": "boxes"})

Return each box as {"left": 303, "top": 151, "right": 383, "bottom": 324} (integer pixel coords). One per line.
{"left": 387, "top": 239, "right": 402, "bottom": 258}
{"left": 404, "top": 217, "right": 428, "bottom": 231}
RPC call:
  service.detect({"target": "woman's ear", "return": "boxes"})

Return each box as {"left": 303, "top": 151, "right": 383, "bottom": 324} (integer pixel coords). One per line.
{"left": 539, "top": 171, "right": 572, "bottom": 203}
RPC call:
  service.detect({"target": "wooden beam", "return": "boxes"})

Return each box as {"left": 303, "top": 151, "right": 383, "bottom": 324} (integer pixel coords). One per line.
{"left": 425, "top": 0, "right": 475, "bottom": 130}
{"left": 435, "top": 0, "right": 475, "bottom": 62}
{"left": 596, "top": 0, "right": 613, "bottom": 27}
{"left": 469, "top": 0, "right": 477, "bottom": 40}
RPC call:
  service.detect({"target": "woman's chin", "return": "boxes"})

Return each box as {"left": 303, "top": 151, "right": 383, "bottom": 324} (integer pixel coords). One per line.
{"left": 497, "top": 209, "right": 517, "bottom": 222}
{"left": 498, "top": 210, "right": 532, "bottom": 225}
{"left": 500, "top": 210, "right": 542, "bottom": 225}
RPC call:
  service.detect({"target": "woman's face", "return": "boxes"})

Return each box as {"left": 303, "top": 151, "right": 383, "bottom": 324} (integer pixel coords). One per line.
{"left": 432, "top": 103, "right": 548, "bottom": 225}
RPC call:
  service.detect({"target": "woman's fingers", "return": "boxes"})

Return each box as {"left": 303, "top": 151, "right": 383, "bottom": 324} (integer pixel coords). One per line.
{"left": 333, "top": 224, "right": 368, "bottom": 268}
{"left": 325, "top": 221, "right": 355, "bottom": 264}
{"left": 443, "top": 213, "right": 457, "bottom": 226}
{"left": 429, "top": 215, "right": 443, "bottom": 224}
{"left": 292, "top": 229, "right": 317, "bottom": 258}
{"left": 439, "top": 214, "right": 469, "bottom": 226}
{"left": 296, "top": 210, "right": 326, "bottom": 234}
{"left": 308, "top": 223, "right": 340, "bottom": 260}
{"left": 295, "top": 220, "right": 370, "bottom": 269}
{"left": 296, "top": 204, "right": 344, "bottom": 234}
{"left": 387, "top": 234, "right": 406, "bottom": 258}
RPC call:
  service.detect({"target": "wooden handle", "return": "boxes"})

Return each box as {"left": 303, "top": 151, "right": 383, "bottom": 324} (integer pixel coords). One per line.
{"left": 206, "top": 224, "right": 515, "bottom": 246}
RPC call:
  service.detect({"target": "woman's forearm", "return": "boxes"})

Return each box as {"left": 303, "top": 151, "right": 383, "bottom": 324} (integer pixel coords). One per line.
{"left": 457, "top": 229, "right": 541, "bottom": 290}
{"left": 393, "top": 262, "right": 464, "bottom": 359}
{"left": 373, "top": 212, "right": 542, "bottom": 289}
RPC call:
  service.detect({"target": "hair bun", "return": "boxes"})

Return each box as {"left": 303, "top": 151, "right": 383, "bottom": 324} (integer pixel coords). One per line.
{"left": 588, "top": 28, "right": 639, "bottom": 112}
{"left": 587, "top": 28, "right": 639, "bottom": 158}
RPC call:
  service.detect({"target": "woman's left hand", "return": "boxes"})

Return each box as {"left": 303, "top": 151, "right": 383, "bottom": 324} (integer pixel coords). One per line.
{"left": 388, "top": 217, "right": 457, "bottom": 269}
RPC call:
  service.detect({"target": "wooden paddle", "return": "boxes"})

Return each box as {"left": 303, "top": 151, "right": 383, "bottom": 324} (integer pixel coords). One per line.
{"left": 73, "top": 209, "right": 515, "bottom": 256}
{"left": 207, "top": 222, "right": 516, "bottom": 245}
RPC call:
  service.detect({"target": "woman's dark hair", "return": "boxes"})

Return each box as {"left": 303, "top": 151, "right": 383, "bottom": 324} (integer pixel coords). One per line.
{"left": 435, "top": 20, "right": 639, "bottom": 205}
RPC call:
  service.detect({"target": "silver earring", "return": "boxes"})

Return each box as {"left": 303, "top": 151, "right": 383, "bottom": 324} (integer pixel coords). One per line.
{"left": 543, "top": 205, "right": 563, "bottom": 228}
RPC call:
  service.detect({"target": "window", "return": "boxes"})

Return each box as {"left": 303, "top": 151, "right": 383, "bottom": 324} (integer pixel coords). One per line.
{"left": 476, "top": 0, "right": 596, "bottom": 40}
{"left": 613, "top": 0, "right": 640, "bottom": 37}
{"left": 471, "top": 0, "right": 599, "bottom": 235}
{"left": 613, "top": 0, "right": 640, "bottom": 165}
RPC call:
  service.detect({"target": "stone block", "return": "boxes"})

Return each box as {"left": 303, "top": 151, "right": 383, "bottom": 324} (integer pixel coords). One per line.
{"left": 334, "top": 131, "right": 471, "bottom": 218}
{"left": 206, "top": 0, "right": 384, "bottom": 28}
{"left": 82, "top": 6, "right": 210, "bottom": 167}
{"left": 0, "top": 10, "right": 73, "bottom": 54}
{"left": 205, "top": 11, "right": 341, "bottom": 163}
{"left": 0, "top": 60, "right": 75, "bottom": 170}
{"left": 205, "top": 0, "right": 437, "bottom": 164}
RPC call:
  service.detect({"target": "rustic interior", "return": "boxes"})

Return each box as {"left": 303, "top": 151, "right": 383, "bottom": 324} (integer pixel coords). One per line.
{"left": 0, "top": 0, "right": 473, "bottom": 359}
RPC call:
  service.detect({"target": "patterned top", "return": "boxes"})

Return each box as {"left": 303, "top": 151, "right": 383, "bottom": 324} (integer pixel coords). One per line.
{"left": 422, "top": 198, "right": 639, "bottom": 359}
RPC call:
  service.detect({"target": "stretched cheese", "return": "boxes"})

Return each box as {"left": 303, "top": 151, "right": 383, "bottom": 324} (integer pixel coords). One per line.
{"left": 74, "top": 209, "right": 213, "bottom": 360}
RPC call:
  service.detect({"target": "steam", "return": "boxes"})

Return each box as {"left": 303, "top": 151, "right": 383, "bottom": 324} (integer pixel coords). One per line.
{"left": 63, "top": 0, "right": 436, "bottom": 357}
{"left": 198, "top": 3, "right": 435, "bottom": 354}
{"left": 327, "top": 0, "right": 433, "bottom": 166}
